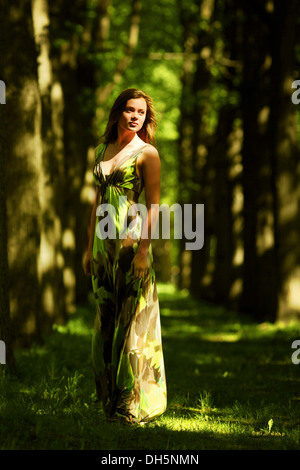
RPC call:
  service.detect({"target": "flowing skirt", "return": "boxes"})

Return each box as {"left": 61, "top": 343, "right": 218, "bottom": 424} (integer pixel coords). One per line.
{"left": 91, "top": 237, "right": 167, "bottom": 424}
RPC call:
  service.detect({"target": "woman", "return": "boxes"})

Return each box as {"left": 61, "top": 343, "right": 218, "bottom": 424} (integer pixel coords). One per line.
{"left": 83, "top": 88, "right": 167, "bottom": 425}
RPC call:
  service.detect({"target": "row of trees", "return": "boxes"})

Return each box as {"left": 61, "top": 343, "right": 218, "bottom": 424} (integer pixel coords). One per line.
{"left": 1, "top": 0, "right": 300, "bottom": 371}
{"left": 0, "top": 0, "right": 182, "bottom": 371}
{"left": 177, "top": 0, "right": 300, "bottom": 323}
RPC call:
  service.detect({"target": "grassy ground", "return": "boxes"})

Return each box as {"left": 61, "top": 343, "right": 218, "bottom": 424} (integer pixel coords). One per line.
{"left": 1, "top": 283, "right": 300, "bottom": 450}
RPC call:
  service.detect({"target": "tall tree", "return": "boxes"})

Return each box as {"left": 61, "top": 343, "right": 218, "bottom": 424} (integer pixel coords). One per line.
{"left": 177, "top": 0, "right": 203, "bottom": 290}
{"left": 209, "top": 0, "right": 243, "bottom": 308}
{"left": 177, "top": 0, "right": 300, "bottom": 322}
{"left": 31, "top": 0, "right": 66, "bottom": 329}
{"left": 240, "top": 0, "right": 300, "bottom": 321}
{"left": 240, "top": 0, "right": 276, "bottom": 320}
{"left": 0, "top": 129, "right": 15, "bottom": 372}
{"left": 269, "top": 0, "right": 300, "bottom": 320}
{"left": 0, "top": 1, "right": 16, "bottom": 370}
{"left": 49, "top": 0, "right": 97, "bottom": 309}
{"left": 3, "top": 0, "right": 43, "bottom": 345}
{"left": 177, "top": 0, "right": 218, "bottom": 298}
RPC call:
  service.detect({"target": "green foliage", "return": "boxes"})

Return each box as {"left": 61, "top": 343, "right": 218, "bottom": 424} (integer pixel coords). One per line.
{"left": 1, "top": 285, "right": 300, "bottom": 450}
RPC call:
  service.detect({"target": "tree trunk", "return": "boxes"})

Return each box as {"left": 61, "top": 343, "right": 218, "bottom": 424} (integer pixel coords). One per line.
{"left": 31, "top": 0, "right": 67, "bottom": 329}
{"left": 240, "top": 0, "right": 277, "bottom": 321}
{"left": 177, "top": 0, "right": 217, "bottom": 299}
{"left": 3, "top": 0, "right": 43, "bottom": 346}
{"left": 176, "top": 0, "right": 203, "bottom": 290}
{"left": 0, "top": 4, "right": 16, "bottom": 369}
{"left": 211, "top": 105, "right": 240, "bottom": 305}
{"left": 0, "top": 143, "right": 15, "bottom": 372}
{"left": 211, "top": 0, "right": 243, "bottom": 307}
{"left": 49, "top": 0, "right": 97, "bottom": 309}
{"left": 269, "top": 0, "right": 300, "bottom": 321}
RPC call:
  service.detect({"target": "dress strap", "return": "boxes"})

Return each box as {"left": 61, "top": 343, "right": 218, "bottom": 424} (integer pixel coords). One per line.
{"left": 95, "top": 142, "right": 106, "bottom": 163}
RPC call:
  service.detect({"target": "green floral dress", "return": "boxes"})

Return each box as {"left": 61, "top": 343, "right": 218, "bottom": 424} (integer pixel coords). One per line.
{"left": 91, "top": 142, "right": 167, "bottom": 424}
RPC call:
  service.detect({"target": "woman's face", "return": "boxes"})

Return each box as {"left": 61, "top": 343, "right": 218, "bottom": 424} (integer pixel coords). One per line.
{"left": 118, "top": 98, "right": 147, "bottom": 134}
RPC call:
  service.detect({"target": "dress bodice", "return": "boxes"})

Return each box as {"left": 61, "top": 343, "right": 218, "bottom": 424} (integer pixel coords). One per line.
{"left": 93, "top": 143, "right": 147, "bottom": 204}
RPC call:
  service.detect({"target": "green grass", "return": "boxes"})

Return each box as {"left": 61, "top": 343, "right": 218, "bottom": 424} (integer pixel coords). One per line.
{"left": 1, "top": 283, "right": 300, "bottom": 450}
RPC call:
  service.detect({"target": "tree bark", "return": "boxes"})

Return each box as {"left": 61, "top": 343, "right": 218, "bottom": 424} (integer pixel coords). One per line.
{"left": 177, "top": 0, "right": 217, "bottom": 298}
{"left": 3, "top": 0, "right": 43, "bottom": 345}
{"left": 211, "top": 0, "right": 243, "bottom": 308}
{"left": 176, "top": 0, "right": 201, "bottom": 290}
{"left": 0, "top": 143, "right": 15, "bottom": 372}
{"left": 31, "top": 0, "right": 67, "bottom": 329}
{"left": 0, "top": 2, "right": 16, "bottom": 369}
{"left": 269, "top": 0, "right": 300, "bottom": 321}
{"left": 240, "top": 0, "right": 277, "bottom": 320}
{"left": 49, "top": 0, "right": 97, "bottom": 309}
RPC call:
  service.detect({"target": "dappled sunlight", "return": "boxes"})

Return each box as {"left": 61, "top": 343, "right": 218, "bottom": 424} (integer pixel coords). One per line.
{"left": 288, "top": 273, "right": 300, "bottom": 311}
{"left": 2, "top": 0, "right": 300, "bottom": 450}
{"left": 52, "top": 316, "right": 92, "bottom": 337}
{"left": 1, "top": 284, "right": 300, "bottom": 449}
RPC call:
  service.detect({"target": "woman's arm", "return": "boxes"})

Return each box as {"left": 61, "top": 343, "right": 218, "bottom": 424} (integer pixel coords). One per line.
{"left": 131, "top": 146, "right": 161, "bottom": 278}
{"left": 83, "top": 186, "right": 99, "bottom": 276}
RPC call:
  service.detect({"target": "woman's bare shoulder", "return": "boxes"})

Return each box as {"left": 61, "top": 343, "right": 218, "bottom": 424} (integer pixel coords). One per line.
{"left": 136, "top": 143, "right": 160, "bottom": 180}
{"left": 141, "top": 143, "right": 160, "bottom": 162}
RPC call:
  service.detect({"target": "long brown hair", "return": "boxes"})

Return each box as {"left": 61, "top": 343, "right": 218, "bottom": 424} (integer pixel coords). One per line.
{"left": 102, "top": 88, "right": 157, "bottom": 145}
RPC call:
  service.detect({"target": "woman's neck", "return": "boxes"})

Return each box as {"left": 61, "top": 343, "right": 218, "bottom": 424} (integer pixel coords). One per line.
{"left": 114, "top": 132, "right": 141, "bottom": 152}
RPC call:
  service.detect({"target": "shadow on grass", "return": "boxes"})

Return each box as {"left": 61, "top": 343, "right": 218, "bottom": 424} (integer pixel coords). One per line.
{"left": 1, "top": 283, "right": 300, "bottom": 450}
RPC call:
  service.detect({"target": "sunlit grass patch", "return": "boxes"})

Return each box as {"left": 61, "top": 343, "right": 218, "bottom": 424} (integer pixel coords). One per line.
{"left": 0, "top": 283, "right": 300, "bottom": 449}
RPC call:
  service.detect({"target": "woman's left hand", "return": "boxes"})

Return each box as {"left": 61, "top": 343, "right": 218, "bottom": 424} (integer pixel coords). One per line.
{"left": 130, "top": 250, "right": 151, "bottom": 279}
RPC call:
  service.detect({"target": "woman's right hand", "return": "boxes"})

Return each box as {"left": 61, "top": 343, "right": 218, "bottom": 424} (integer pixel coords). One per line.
{"left": 83, "top": 249, "right": 93, "bottom": 276}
